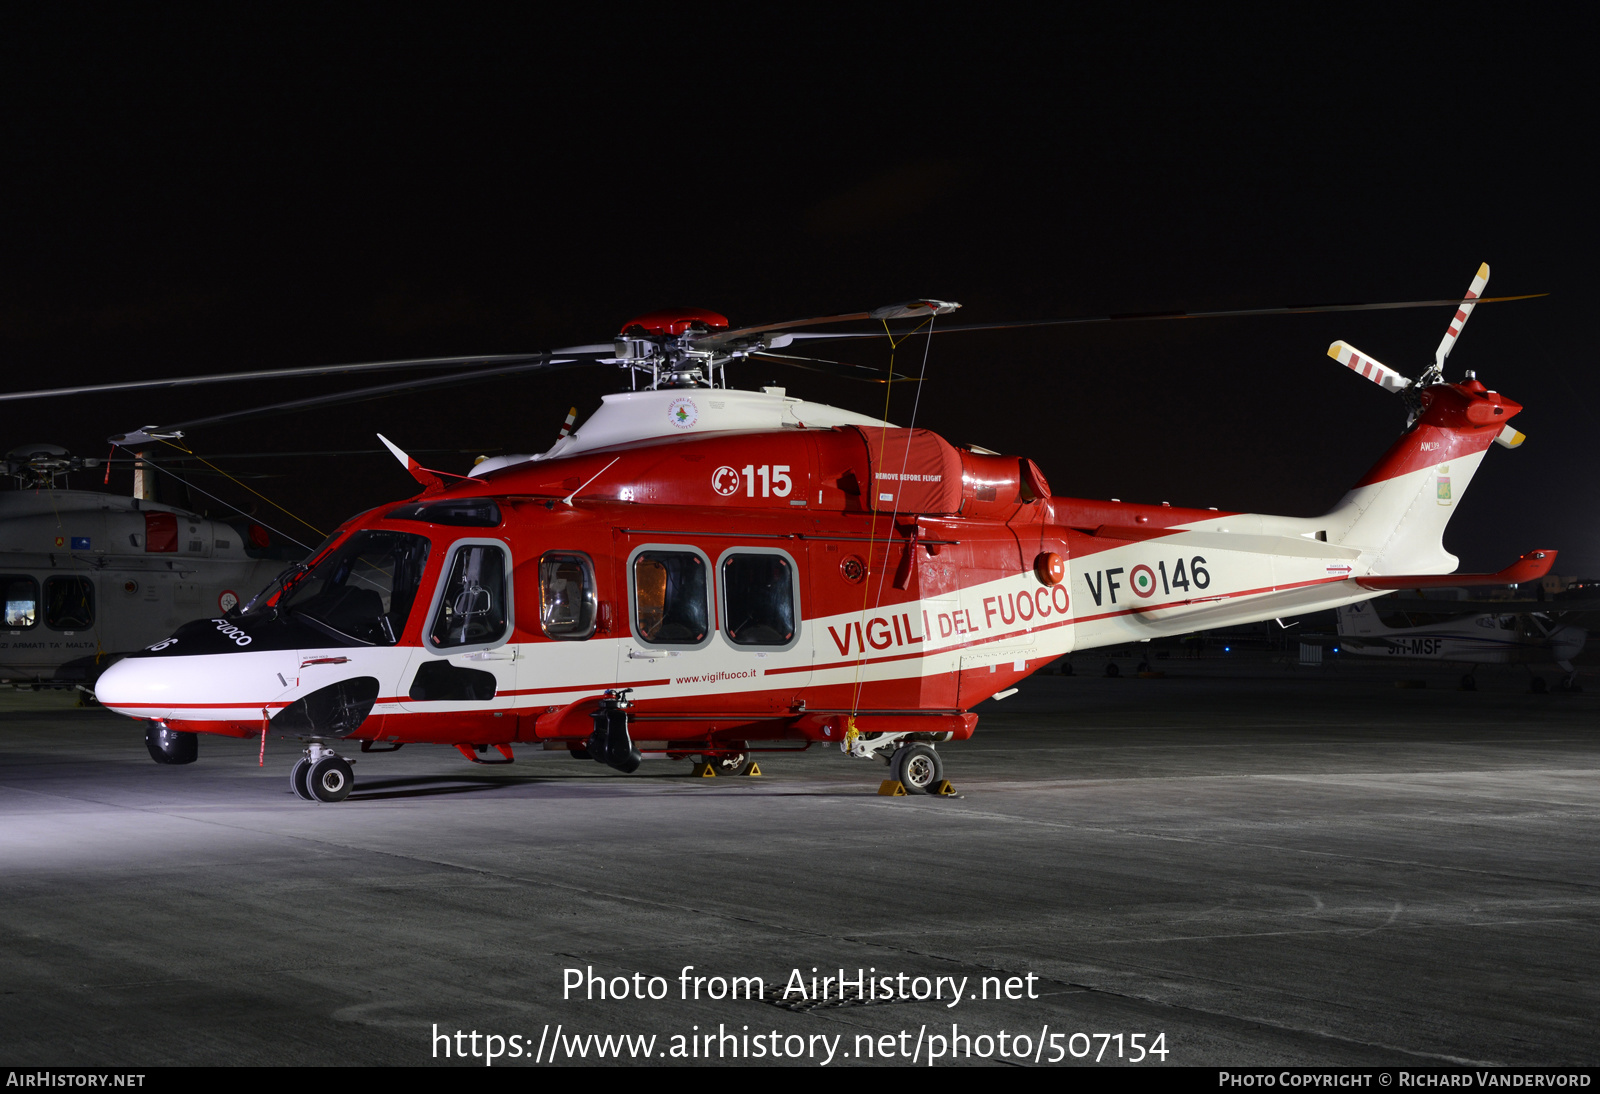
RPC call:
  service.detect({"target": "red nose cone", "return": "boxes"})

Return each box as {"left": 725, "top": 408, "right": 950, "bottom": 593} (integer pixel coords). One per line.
{"left": 619, "top": 308, "right": 730, "bottom": 336}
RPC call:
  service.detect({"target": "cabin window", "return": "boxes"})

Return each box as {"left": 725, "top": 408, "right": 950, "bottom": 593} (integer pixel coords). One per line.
{"left": 631, "top": 549, "right": 709, "bottom": 645}
{"left": 276, "top": 530, "right": 431, "bottom": 645}
{"left": 540, "top": 552, "right": 596, "bottom": 640}
{"left": 2, "top": 575, "right": 39, "bottom": 629}
{"left": 44, "top": 577, "right": 94, "bottom": 630}
{"left": 720, "top": 551, "right": 798, "bottom": 648}
{"left": 429, "top": 543, "right": 511, "bottom": 649}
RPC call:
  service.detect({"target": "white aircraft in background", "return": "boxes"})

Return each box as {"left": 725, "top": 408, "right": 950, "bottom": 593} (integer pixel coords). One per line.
{"left": 1334, "top": 599, "right": 1587, "bottom": 691}
{"left": 0, "top": 444, "right": 296, "bottom": 690}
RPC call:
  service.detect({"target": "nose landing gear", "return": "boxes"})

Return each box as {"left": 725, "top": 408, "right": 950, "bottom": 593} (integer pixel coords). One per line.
{"left": 291, "top": 742, "right": 354, "bottom": 803}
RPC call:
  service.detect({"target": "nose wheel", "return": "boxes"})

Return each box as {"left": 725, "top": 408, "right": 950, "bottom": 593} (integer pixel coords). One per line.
{"left": 290, "top": 743, "right": 354, "bottom": 803}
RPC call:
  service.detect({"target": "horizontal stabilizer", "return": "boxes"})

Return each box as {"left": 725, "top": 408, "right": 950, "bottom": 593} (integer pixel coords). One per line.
{"left": 1328, "top": 341, "right": 1413, "bottom": 394}
{"left": 1495, "top": 424, "right": 1526, "bottom": 449}
{"left": 1355, "top": 549, "right": 1556, "bottom": 591}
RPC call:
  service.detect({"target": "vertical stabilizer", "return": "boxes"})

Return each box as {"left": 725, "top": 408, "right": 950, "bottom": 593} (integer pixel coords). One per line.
{"left": 1326, "top": 380, "right": 1522, "bottom": 575}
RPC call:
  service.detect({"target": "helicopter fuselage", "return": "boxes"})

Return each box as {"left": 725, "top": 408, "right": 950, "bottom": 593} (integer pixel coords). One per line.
{"left": 92, "top": 383, "right": 1512, "bottom": 760}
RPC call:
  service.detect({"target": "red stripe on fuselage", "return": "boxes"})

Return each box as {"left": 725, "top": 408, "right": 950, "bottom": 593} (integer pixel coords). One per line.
{"left": 770, "top": 615, "right": 1077, "bottom": 676}
{"left": 1073, "top": 574, "right": 1346, "bottom": 623}
{"left": 503, "top": 678, "right": 669, "bottom": 697}
{"left": 107, "top": 700, "right": 291, "bottom": 710}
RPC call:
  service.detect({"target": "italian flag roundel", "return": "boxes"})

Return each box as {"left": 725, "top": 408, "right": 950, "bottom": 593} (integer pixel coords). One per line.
{"left": 1130, "top": 564, "right": 1157, "bottom": 598}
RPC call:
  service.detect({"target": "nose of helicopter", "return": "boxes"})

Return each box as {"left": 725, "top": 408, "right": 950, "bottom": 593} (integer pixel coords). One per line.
{"left": 95, "top": 647, "right": 301, "bottom": 722}
{"left": 93, "top": 611, "right": 315, "bottom": 720}
{"left": 96, "top": 652, "right": 213, "bottom": 719}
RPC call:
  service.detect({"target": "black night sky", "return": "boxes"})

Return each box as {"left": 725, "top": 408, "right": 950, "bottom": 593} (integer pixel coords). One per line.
{"left": 3, "top": 10, "right": 1595, "bottom": 572}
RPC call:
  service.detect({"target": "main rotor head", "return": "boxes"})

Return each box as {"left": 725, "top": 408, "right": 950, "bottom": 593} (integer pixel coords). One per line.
{"left": 606, "top": 301, "right": 960, "bottom": 390}
{"left": 612, "top": 307, "right": 731, "bottom": 390}
{"left": 4, "top": 444, "right": 97, "bottom": 489}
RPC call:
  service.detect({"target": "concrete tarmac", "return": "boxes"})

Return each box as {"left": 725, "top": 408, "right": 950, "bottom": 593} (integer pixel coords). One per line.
{"left": 1, "top": 656, "right": 1596, "bottom": 1067}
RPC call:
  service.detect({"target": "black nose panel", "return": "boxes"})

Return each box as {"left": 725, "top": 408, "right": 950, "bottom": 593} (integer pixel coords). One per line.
{"left": 273, "top": 677, "right": 380, "bottom": 737}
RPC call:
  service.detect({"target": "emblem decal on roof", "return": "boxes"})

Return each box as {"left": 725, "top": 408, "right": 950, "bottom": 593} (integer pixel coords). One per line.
{"left": 667, "top": 396, "right": 699, "bottom": 430}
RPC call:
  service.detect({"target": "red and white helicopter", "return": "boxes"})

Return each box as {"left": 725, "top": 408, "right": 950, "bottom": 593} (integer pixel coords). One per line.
{"left": 70, "top": 265, "right": 1550, "bottom": 801}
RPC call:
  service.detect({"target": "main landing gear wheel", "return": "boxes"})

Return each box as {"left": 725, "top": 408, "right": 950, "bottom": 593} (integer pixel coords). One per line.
{"left": 1459, "top": 673, "right": 1478, "bottom": 692}
{"left": 308, "top": 755, "right": 354, "bottom": 803}
{"left": 707, "top": 751, "right": 753, "bottom": 776}
{"left": 1104, "top": 662, "right": 1120, "bottom": 678}
{"left": 291, "top": 757, "right": 313, "bottom": 800}
{"left": 890, "top": 743, "right": 943, "bottom": 795}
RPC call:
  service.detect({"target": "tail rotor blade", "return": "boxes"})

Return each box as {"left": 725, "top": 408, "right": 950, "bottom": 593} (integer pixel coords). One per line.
{"left": 1328, "top": 341, "right": 1414, "bottom": 394}
{"left": 1434, "top": 262, "right": 1491, "bottom": 373}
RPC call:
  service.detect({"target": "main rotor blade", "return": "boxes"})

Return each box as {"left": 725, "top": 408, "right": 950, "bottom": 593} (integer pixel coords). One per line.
{"left": 776, "top": 293, "right": 1549, "bottom": 344}
{"left": 109, "top": 356, "right": 588, "bottom": 443}
{"left": 0, "top": 347, "right": 614, "bottom": 405}
{"left": 747, "top": 351, "right": 919, "bottom": 384}
{"left": 697, "top": 299, "right": 961, "bottom": 347}
{"left": 99, "top": 447, "right": 504, "bottom": 461}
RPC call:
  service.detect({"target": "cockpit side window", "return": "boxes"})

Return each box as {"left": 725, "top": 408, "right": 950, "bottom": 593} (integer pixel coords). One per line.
{"left": 429, "top": 543, "right": 511, "bottom": 649}
{"left": 2, "top": 575, "right": 39, "bottom": 629}
{"left": 277, "top": 530, "right": 431, "bottom": 645}
{"left": 630, "top": 548, "right": 709, "bottom": 646}
{"left": 539, "top": 552, "right": 596, "bottom": 640}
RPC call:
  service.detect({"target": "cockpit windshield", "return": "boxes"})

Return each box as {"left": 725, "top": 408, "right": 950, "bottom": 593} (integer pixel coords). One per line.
{"left": 276, "top": 530, "right": 431, "bottom": 645}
